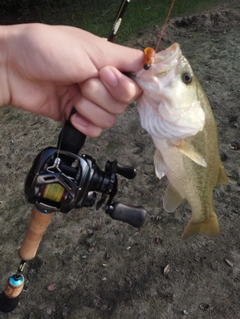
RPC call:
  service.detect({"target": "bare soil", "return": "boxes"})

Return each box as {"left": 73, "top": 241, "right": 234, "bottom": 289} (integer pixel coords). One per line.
{"left": 0, "top": 2, "right": 240, "bottom": 319}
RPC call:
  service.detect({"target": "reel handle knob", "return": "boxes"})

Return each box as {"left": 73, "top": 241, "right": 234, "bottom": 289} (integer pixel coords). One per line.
{"left": 107, "top": 202, "right": 147, "bottom": 228}
{"left": 116, "top": 164, "right": 136, "bottom": 180}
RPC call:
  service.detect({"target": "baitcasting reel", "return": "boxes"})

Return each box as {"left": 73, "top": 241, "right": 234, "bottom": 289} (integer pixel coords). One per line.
{"left": 24, "top": 146, "right": 146, "bottom": 228}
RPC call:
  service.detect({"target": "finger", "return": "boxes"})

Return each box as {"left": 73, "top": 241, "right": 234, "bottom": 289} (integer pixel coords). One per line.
{"left": 99, "top": 66, "right": 142, "bottom": 104}
{"left": 71, "top": 93, "right": 116, "bottom": 128}
{"left": 80, "top": 76, "right": 129, "bottom": 115}
{"left": 70, "top": 113, "right": 103, "bottom": 138}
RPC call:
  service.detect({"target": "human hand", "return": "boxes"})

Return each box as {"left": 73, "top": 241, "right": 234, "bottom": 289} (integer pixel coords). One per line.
{"left": 0, "top": 23, "right": 143, "bottom": 137}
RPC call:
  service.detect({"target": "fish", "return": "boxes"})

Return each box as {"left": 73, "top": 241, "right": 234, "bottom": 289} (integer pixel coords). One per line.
{"left": 132, "top": 42, "right": 228, "bottom": 239}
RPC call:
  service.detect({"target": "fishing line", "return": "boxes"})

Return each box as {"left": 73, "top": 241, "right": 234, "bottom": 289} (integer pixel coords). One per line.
{"left": 57, "top": 122, "right": 64, "bottom": 158}
{"left": 155, "top": 0, "right": 175, "bottom": 52}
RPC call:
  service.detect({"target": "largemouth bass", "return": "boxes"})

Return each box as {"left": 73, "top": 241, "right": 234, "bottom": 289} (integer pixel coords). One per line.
{"left": 132, "top": 43, "right": 228, "bottom": 239}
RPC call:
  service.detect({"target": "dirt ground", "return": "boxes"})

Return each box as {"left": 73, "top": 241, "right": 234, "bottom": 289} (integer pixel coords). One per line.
{"left": 0, "top": 2, "right": 240, "bottom": 319}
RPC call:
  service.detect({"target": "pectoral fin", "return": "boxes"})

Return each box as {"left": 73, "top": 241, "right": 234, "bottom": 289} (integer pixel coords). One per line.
{"left": 154, "top": 150, "right": 167, "bottom": 179}
{"left": 176, "top": 140, "right": 207, "bottom": 167}
{"left": 181, "top": 211, "right": 220, "bottom": 240}
{"left": 217, "top": 164, "right": 228, "bottom": 185}
{"left": 163, "top": 183, "right": 184, "bottom": 212}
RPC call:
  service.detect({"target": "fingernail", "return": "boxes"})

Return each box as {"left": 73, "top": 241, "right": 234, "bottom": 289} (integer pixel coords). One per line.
{"left": 100, "top": 66, "right": 119, "bottom": 88}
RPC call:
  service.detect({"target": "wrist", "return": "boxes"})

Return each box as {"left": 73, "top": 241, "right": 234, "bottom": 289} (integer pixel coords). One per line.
{"left": 0, "top": 25, "right": 12, "bottom": 107}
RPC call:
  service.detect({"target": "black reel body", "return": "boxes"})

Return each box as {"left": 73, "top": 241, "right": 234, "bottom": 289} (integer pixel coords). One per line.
{"left": 25, "top": 147, "right": 146, "bottom": 228}
{"left": 25, "top": 147, "right": 94, "bottom": 213}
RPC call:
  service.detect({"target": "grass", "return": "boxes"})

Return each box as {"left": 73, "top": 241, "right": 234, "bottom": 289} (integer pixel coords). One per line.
{"left": 65, "top": 0, "right": 229, "bottom": 42}
{"left": 1, "top": 0, "right": 229, "bottom": 42}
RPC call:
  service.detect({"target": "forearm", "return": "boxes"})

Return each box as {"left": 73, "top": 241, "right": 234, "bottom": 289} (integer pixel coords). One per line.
{"left": 0, "top": 25, "right": 11, "bottom": 107}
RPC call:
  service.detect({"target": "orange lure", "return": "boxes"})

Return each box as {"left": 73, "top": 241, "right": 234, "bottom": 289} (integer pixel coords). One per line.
{"left": 143, "top": 47, "right": 156, "bottom": 70}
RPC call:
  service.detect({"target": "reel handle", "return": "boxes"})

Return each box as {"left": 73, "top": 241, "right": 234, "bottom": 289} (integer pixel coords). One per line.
{"left": 107, "top": 202, "right": 147, "bottom": 228}
{"left": 19, "top": 207, "right": 54, "bottom": 261}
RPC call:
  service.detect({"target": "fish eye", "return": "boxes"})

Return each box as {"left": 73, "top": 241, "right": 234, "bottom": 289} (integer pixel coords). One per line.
{"left": 182, "top": 72, "right": 192, "bottom": 84}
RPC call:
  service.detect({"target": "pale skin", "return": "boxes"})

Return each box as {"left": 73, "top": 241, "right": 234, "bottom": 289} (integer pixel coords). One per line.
{"left": 0, "top": 23, "right": 143, "bottom": 137}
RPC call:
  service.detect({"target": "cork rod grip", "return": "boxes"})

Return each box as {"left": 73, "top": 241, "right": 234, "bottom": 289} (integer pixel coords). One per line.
{"left": 19, "top": 207, "right": 54, "bottom": 261}
{"left": 4, "top": 282, "right": 24, "bottom": 299}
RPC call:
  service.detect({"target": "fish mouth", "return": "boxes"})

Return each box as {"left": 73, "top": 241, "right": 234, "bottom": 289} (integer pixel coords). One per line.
{"left": 154, "top": 43, "right": 181, "bottom": 64}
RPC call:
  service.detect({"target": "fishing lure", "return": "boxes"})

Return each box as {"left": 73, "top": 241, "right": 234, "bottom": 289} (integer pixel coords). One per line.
{"left": 143, "top": 47, "right": 156, "bottom": 70}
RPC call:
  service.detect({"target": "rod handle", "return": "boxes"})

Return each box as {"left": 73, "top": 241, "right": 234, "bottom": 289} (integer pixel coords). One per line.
{"left": 0, "top": 274, "right": 24, "bottom": 313}
{"left": 19, "top": 207, "right": 54, "bottom": 261}
{"left": 0, "top": 292, "right": 19, "bottom": 313}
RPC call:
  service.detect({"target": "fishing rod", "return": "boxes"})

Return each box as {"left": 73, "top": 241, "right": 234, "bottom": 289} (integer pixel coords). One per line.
{"left": 0, "top": 0, "right": 146, "bottom": 313}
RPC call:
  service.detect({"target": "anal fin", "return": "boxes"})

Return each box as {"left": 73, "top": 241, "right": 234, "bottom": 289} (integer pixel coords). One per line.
{"left": 181, "top": 211, "right": 220, "bottom": 240}
{"left": 163, "top": 183, "right": 184, "bottom": 212}
{"left": 154, "top": 150, "right": 167, "bottom": 179}
{"left": 176, "top": 140, "right": 207, "bottom": 167}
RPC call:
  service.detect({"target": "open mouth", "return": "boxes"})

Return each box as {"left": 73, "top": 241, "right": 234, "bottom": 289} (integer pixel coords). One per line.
{"left": 154, "top": 43, "right": 181, "bottom": 64}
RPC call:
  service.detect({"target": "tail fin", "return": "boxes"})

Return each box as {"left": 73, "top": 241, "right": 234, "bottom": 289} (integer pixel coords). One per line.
{"left": 181, "top": 211, "right": 220, "bottom": 240}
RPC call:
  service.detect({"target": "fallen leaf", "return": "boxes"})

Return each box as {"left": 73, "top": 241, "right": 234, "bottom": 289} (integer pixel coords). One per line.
{"left": 224, "top": 259, "right": 234, "bottom": 267}
{"left": 163, "top": 264, "right": 170, "bottom": 275}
